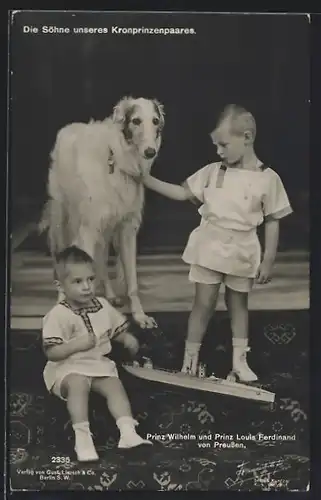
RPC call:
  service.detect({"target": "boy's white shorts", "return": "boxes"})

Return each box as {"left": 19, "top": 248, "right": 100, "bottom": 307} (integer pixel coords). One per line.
{"left": 189, "top": 264, "right": 254, "bottom": 292}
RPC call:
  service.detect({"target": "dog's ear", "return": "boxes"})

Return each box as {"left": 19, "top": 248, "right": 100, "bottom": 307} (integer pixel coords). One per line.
{"left": 153, "top": 98, "right": 165, "bottom": 129}
{"left": 113, "top": 96, "right": 134, "bottom": 125}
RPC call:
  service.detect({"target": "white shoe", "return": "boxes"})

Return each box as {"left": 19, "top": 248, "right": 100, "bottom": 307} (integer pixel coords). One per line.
{"left": 116, "top": 416, "right": 152, "bottom": 449}
{"left": 232, "top": 346, "right": 258, "bottom": 383}
{"left": 181, "top": 353, "right": 199, "bottom": 376}
{"left": 74, "top": 429, "right": 99, "bottom": 462}
{"left": 181, "top": 365, "right": 193, "bottom": 375}
{"left": 118, "top": 433, "right": 153, "bottom": 449}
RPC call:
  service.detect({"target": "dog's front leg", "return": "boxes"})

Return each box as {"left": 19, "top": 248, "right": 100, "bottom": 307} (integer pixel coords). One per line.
{"left": 119, "top": 223, "right": 157, "bottom": 329}
{"left": 72, "top": 224, "right": 96, "bottom": 259}
{"left": 97, "top": 230, "right": 123, "bottom": 308}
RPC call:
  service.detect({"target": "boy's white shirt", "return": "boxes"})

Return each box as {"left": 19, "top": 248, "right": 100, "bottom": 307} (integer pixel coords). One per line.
{"left": 42, "top": 296, "right": 128, "bottom": 359}
{"left": 185, "top": 161, "right": 293, "bottom": 231}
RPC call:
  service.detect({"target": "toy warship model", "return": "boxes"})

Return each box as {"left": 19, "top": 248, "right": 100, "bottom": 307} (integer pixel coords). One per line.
{"left": 122, "top": 357, "right": 275, "bottom": 404}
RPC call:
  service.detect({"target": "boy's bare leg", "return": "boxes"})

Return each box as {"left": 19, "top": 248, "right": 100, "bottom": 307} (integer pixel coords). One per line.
{"left": 225, "top": 288, "right": 258, "bottom": 382}
{"left": 91, "top": 377, "right": 152, "bottom": 448}
{"left": 61, "top": 374, "right": 99, "bottom": 462}
{"left": 182, "top": 282, "right": 221, "bottom": 375}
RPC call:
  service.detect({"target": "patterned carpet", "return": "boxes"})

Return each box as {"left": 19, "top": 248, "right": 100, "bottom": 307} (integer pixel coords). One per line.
{"left": 9, "top": 310, "right": 309, "bottom": 491}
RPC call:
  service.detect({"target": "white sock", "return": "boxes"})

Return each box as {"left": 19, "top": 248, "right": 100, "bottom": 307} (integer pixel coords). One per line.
{"left": 72, "top": 421, "right": 91, "bottom": 433}
{"left": 72, "top": 421, "right": 98, "bottom": 461}
{"left": 182, "top": 341, "right": 201, "bottom": 374}
{"left": 185, "top": 340, "right": 202, "bottom": 353}
{"left": 116, "top": 416, "right": 152, "bottom": 448}
{"left": 116, "top": 416, "right": 138, "bottom": 435}
{"left": 232, "top": 337, "right": 248, "bottom": 348}
{"left": 231, "top": 337, "right": 258, "bottom": 382}
{"left": 232, "top": 338, "right": 251, "bottom": 364}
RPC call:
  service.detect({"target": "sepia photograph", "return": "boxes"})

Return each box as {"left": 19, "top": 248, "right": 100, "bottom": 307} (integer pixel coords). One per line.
{"left": 8, "top": 10, "right": 310, "bottom": 491}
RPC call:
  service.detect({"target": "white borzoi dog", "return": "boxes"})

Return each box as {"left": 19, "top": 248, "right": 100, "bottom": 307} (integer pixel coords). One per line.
{"left": 39, "top": 96, "right": 165, "bottom": 328}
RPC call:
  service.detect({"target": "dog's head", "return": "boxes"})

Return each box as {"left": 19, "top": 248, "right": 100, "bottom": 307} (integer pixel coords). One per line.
{"left": 113, "top": 96, "right": 165, "bottom": 173}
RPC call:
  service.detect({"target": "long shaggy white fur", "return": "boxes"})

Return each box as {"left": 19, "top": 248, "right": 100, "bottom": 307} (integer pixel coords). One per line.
{"left": 39, "top": 96, "right": 165, "bottom": 328}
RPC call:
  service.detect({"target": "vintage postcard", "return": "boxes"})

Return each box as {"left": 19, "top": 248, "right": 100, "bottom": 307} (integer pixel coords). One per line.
{"left": 8, "top": 10, "right": 310, "bottom": 492}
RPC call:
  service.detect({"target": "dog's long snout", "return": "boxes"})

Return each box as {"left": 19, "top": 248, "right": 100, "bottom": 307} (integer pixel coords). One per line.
{"left": 144, "top": 147, "right": 156, "bottom": 159}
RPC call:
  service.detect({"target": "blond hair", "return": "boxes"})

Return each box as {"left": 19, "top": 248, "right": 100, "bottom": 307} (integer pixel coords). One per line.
{"left": 214, "top": 104, "right": 256, "bottom": 140}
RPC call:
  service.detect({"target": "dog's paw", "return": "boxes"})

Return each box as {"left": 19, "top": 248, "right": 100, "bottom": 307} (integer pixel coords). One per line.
{"left": 133, "top": 313, "right": 158, "bottom": 330}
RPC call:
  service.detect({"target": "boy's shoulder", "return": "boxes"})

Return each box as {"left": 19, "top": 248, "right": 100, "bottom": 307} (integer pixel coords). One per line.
{"left": 43, "top": 303, "right": 73, "bottom": 322}
{"left": 96, "top": 296, "right": 118, "bottom": 312}
{"left": 260, "top": 165, "right": 283, "bottom": 182}
{"left": 96, "top": 296, "right": 109, "bottom": 307}
{"left": 256, "top": 161, "right": 276, "bottom": 174}
{"left": 204, "top": 161, "right": 221, "bottom": 170}
{"left": 193, "top": 161, "right": 221, "bottom": 176}
{"left": 96, "top": 296, "right": 127, "bottom": 320}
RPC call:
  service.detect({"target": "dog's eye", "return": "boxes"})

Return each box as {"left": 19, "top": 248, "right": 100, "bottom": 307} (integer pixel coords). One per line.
{"left": 132, "top": 117, "right": 141, "bottom": 126}
{"left": 153, "top": 117, "right": 160, "bottom": 126}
